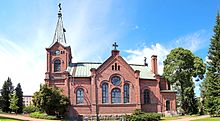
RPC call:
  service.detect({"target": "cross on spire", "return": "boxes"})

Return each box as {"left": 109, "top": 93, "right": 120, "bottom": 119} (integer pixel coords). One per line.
{"left": 112, "top": 42, "right": 118, "bottom": 50}
{"left": 58, "top": 3, "right": 62, "bottom": 11}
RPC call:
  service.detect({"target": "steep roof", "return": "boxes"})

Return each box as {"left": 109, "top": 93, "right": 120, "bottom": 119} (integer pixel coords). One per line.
{"left": 49, "top": 3, "right": 69, "bottom": 48}
{"left": 66, "top": 62, "right": 155, "bottom": 79}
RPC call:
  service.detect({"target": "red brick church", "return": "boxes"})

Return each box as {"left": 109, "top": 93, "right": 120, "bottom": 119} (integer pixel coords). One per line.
{"left": 45, "top": 4, "right": 176, "bottom": 117}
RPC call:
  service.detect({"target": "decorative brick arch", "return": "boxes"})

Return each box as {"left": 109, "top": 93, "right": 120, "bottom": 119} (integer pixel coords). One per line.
{"left": 124, "top": 80, "right": 134, "bottom": 89}
{"left": 140, "top": 86, "right": 151, "bottom": 94}
{"left": 109, "top": 73, "right": 125, "bottom": 87}
{"left": 74, "top": 86, "right": 88, "bottom": 93}
{"left": 140, "top": 86, "right": 152, "bottom": 105}
{"left": 111, "top": 87, "right": 121, "bottom": 103}
{"left": 99, "top": 80, "right": 109, "bottom": 88}
{"left": 52, "top": 57, "right": 63, "bottom": 63}
{"left": 109, "top": 73, "right": 125, "bottom": 81}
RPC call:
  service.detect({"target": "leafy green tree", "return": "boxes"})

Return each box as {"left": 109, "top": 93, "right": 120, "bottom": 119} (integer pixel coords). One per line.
{"left": 1, "top": 77, "right": 14, "bottom": 112}
{"left": 163, "top": 48, "right": 206, "bottom": 114}
{"left": 9, "top": 91, "right": 19, "bottom": 113}
{"left": 32, "top": 84, "right": 69, "bottom": 117}
{"left": 15, "top": 83, "right": 23, "bottom": 114}
{"left": 202, "top": 12, "right": 220, "bottom": 116}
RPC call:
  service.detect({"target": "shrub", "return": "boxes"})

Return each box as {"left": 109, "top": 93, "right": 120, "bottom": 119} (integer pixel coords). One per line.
{"left": 124, "top": 109, "right": 161, "bottom": 121}
{"left": 32, "top": 84, "right": 69, "bottom": 116}
{"left": 29, "top": 112, "right": 58, "bottom": 120}
{"left": 23, "top": 105, "right": 39, "bottom": 114}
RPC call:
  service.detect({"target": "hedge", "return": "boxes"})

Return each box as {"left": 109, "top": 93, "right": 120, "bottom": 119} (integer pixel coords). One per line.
{"left": 29, "top": 112, "right": 58, "bottom": 120}
{"left": 124, "top": 109, "right": 161, "bottom": 121}
{"left": 23, "top": 105, "right": 39, "bottom": 114}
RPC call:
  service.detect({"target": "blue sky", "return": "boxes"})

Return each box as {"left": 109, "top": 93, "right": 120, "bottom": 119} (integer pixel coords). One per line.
{"left": 0, "top": 0, "right": 219, "bottom": 95}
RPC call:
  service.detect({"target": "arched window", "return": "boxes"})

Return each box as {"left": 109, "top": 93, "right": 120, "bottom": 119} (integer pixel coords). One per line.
{"left": 112, "top": 88, "right": 121, "bottom": 103}
{"left": 166, "top": 100, "right": 170, "bottom": 111}
{"left": 76, "top": 88, "right": 84, "bottom": 104}
{"left": 124, "top": 84, "right": 129, "bottom": 103}
{"left": 102, "top": 83, "right": 108, "bottom": 103}
{"left": 54, "top": 59, "right": 61, "bottom": 72}
{"left": 144, "top": 89, "right": 150, "bottom": 104}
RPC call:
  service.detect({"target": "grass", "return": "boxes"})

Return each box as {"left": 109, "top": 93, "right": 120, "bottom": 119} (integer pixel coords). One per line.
{"left": 161, "top": 115, "right": 200, "bottom": 121}
{"left": 0, "top": 116, "right": 25, "bottom": 121}
{"left": 192, "top": 117, "right": 220, "bottom": 121}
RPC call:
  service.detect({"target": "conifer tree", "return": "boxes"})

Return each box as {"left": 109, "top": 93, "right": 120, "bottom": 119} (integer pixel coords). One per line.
{"left": 1, "top": 77, "right": 14, "bottom": 112}
{"left": 202, "top": 12, "right": 220, "bottom": 116}
{"left": 9, "top": 91, "right": 19, "bottom": 114}
{"left": 0, "top": 96, "right": 3, "bottom": 109}
{"left": 15, "top": 83, "right": 23, "bottom": 114}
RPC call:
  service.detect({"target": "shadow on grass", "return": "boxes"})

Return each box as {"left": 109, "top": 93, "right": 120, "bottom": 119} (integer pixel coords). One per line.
{"left": 0, "top": 116, "right": 28, "bottom": 121}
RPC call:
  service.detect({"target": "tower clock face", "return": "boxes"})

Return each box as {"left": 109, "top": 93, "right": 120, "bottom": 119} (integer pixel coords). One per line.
{"left": 55, "top": 50, "right": 60, "bottom": 55}
{"left": 111, "top": 76, "right": 121, "bottom": 86}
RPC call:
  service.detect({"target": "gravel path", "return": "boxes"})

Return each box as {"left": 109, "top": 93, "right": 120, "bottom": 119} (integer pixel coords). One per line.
{"left": 0, "top": 113, "right": 61, "bottom": 121}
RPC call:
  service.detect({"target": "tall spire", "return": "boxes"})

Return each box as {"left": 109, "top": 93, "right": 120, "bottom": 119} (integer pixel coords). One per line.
{"left": 50, "top": 3, "right": 67, "bottom": 47}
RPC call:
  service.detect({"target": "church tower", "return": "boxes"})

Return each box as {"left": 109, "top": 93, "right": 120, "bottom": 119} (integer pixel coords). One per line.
{"left": 45, "top": 3, "right": 72, "bottom": 85}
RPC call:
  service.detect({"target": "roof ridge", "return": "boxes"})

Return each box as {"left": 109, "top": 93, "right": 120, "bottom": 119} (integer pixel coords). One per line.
{"left": 74, "top": 62, "right": 102, "bottom": 64}
{"left": 129, "top": 64, "right": 146, "bottom": 66}
{"left": 71, "top": 62, "right": 148, "bottom": 66}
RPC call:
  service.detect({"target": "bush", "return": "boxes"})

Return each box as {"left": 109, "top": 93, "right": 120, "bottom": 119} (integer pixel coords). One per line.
{"left": 29, "top": 112, "right": 58, "bottom": 120}
{"left": 124, "top": 109, "right": 161, "bottom": 121}
{"left": 23, "top": 105, "right": 39, "bottom": 114}
{"left": 32, "top": 84, "right": 69, "bottom": 116}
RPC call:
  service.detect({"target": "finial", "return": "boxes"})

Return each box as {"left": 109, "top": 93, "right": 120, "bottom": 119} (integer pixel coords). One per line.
{"left": 58, "top": 3, "right": 62, "bottom": 11}
{"left": 112, "top": 42, "right": 118, "bottom": 50}
{"left": 58, "top": 3, "right": 62, "bottom": 17}
{"left": 144, "top": 57, "right": 148, "bottom": 66}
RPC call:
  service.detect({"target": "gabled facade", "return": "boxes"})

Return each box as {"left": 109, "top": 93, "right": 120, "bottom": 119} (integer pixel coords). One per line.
{"left": 45, "top": 4, "right": 177, "bottom": 117}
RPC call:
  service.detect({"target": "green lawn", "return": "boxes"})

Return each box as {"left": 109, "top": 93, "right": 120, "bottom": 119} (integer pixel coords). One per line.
{"left": 161, "top": 115, "right": 200, "bottom": 121}
{"left": 192, "top": 117, "right": 220, "bottom": 121}
{"left": 0, "top": 116, "right": 24, "bottom": 121}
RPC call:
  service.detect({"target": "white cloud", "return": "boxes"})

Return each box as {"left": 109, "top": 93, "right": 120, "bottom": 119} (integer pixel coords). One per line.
{"left": 124, "top": 30, "right": 208, "bottom": 97}
{"left": 125, "top": 43, "right": 169, "bottom": 75}
{"left": 0, "top": 37, "right": 45, "bottom": 95}
{"left": 124, "top": 30, "right": 208, "bottom": 75}
{"left": 193, "top": 77, "right": 202, "bottom": 97}
{"left": 205, "top": 56, "right": 211, "bottom": 64}
{"left": 0, "top": 0, "right": 209, "bottom": 97}
{"left": 0, "top": 1, "right": 118, "bottom": 95}
{"left": 172, "top": 30, "right": 207, "bottom": 52}
{"left": 64, "top": 0, "right": 118, "bottom": 62}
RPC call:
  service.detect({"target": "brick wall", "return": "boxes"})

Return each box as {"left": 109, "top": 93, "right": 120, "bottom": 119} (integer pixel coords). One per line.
{"left": 45, "top": 44, "right": 176, "bottom": 116}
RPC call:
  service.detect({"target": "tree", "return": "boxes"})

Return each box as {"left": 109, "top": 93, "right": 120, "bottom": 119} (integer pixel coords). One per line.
{"left": 0, "top": 96, "right": 3, "bottom": 109}
{"left": 163, "top": 48, "right": 206, "bottom": 114}
{"left": 15, "top": 83, "right": 23, "bottom": 114}
{"left": 9, "top": 91, "right": 19, "bottom": 114}
{"left": 202, "top": 12, "right": 220, "bottom": 116}
{"left": 1, "top": 77, "right": 14, "bottom": 112}
{"left": 32, "top": 84, "right": 69, "bottom": 117}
